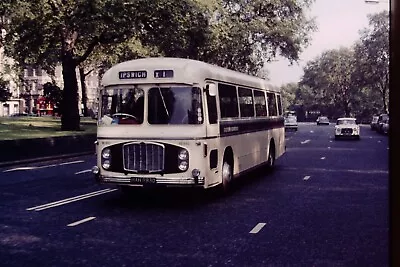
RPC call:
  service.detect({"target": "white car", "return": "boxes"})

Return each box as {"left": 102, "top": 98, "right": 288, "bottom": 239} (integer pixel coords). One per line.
{"left": 284, "top": 115, "right": 298, "bottom": 131}
{"left": 334, "top": 118, "right": 360, "bottom": 140}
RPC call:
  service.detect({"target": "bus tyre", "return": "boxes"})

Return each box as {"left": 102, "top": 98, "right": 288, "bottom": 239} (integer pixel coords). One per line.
{"left": 220, "top": 160, "right": 233, "bottom": 194}
{"left": 267, "top": 145, "right": 275, "bottom": 170}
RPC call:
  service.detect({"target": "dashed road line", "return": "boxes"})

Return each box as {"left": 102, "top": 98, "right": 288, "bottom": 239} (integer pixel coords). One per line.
{"left": 67, "top": 217, "right": 96, "bottom": 227}
{"left": 321, "top": 157, "right": 326, "bottom": 160}
{"left": 301, "top": 139, "right": 311, "bottom": 144}
{"left": 75, "top": 169, "right": 92, "bottom": 175}
{"left": 27, "top": 188, "right": 117, "bottom": 211}
{"left": 303, "top": 175, "right": 311, "bottom": 181}
{"left": 250, "top": 223, "right": 266, "bottom": 234}
{"left": 3, "top": 160, "right": 85, "bottom": 173}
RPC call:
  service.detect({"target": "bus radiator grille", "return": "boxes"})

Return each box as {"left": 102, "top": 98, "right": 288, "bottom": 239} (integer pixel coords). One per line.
{"left": 123, "top": 143, "right": 165, "bottom": 173}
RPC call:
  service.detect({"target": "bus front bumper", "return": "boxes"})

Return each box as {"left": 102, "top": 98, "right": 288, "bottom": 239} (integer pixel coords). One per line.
{"left": 93, "top": 170, "right": 205, "bottom": 187}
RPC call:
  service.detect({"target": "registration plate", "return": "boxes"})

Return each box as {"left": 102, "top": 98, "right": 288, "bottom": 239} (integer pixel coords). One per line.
{"left": 130, "top": 177, "right": 156, "bottom": 184}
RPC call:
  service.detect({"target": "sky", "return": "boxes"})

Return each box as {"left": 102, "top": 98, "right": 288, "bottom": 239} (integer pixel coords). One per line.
{"left": 265, "top": 0, "right": 390, "bottom": 87}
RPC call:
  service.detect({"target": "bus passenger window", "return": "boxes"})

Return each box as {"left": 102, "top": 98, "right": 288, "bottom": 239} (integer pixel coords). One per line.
{"left": 238, "top": 87, "right": 254, "bottom": 117}
{"left": 254, "top": 90, "right": 267, "bottom": 117}
{"left": 267, "top": 92, "right": 277, "bottom": 116}
{"left": 218, "top": 83, "right": 238, "bottom": 118}
{"left": 276, "top": 94, "right": 283, "bottom": 116}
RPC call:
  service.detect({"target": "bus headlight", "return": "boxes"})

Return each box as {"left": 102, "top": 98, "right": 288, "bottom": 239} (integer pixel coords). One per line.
{"left": 102, "top": 160, "right": 111, "bottom": 170}
{"left": 178, "top": 161, "right": 188, "bottom": 171}
{"left": 102, "top": 148, "right": 111, "bottom": 159}
{"left": 178, "top": 149, "right": 188, "bottom": 160}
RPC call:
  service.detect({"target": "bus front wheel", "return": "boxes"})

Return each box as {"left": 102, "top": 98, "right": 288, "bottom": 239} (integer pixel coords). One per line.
{"left": 220, "top": 160, "right": 233, "bottom": 194}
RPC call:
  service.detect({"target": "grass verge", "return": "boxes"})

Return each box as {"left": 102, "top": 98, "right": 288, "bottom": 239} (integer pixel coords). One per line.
{"left": 0, "top": 116, "right": 96, "bottom": 140}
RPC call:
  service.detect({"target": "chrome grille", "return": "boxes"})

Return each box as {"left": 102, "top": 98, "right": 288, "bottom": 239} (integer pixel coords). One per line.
{"left": 123, "top": 142, "right": 165, "bottom": 173}
{"left": 341, "top": 128, "right": 353, "bottom": 134}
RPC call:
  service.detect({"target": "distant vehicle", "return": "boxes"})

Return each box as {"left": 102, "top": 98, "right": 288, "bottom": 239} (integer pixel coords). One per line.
{"left": 370, "top": 116, "right": 379, "bottom": 130}
{"left": 316, "top": 116, "right": 330, "bottom": 125}
{"left": 376, "top": 114, "right": 389, "bottom": 134}
{"left": 284, "top": 115, "right": 298, "bottom": 131}
{"left": 335, "top": 118, "right": 360, "bottom": 140}
{"left": 381, "top": 118, "right": 389, "bottom": 135}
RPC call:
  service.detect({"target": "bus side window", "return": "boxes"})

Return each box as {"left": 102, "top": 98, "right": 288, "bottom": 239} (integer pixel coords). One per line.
{"left": 267, "top": 92, "right": 277, "bottom": 116}
{"left": 276, "top": 94, "right": 283, "bottom": 116}
{"left": 218, "top": 83, "right": 239, "bottom": 118}
{"left": 238, "top": 87, "right": 254, "bottom": 117}
{"left": 254, "top": 90, "right": 267, "bottom": 117}
{"left": 207, "top": 94, "right": 218, "bottom": 124}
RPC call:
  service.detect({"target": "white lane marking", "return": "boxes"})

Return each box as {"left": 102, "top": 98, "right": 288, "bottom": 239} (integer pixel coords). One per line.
{"left": 27, "top": 189, "right": 117, "bottom": 211}
{"left": 75, "top": 169, "right": 92, "bottom": 175}
{"left": 328, "top": 147, "right": 331, "bottom": 149}
{"left": 59, "top": 160, "right": 84, "bottom": 166}
{"left": 67, "top": 217, "right": 96, "bottom": 227}
{"left": 3, "top": 160, "right": 85, "bottom": 173}
{"left": 310, "top": 130, "right": 314, "bottom": 133}
{"left": 249, "top": 223, "right": 266, "bottom": 234}
{"left": 321, "top": 157, "right": 326, "bottom": 160}
{"left": 301, "top": 139, "right": 310, "bottom": 144}
{"left": 329, "top": 141, "right": 333, "bottom": 143}
{"left": 303, "top": 175, "right": 311, "bottom": 180}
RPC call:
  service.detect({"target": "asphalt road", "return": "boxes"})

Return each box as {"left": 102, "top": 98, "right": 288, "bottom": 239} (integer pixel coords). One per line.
{"left": 0, "top": 123, "right": 389, "bottom": 267}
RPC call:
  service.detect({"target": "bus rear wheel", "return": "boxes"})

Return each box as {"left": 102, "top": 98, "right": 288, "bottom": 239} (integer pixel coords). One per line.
{"left": 266, "top": 145, "right": 275, "bottom": 170}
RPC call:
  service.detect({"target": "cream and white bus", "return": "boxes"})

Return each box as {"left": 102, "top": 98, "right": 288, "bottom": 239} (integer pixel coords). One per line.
{"left": 92, "top": 57, "right": 285, "bottom": 192}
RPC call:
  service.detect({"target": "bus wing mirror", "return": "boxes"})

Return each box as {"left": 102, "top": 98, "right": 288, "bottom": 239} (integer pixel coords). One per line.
{"left": 207, "top": 84, "right": 217, "bottom": 96}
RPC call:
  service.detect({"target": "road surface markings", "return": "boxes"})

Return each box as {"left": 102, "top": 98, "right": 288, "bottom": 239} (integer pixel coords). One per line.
{"left": 59, "top": 160, "right": 84, "bottom": 166}
{"left": 310, "top": 130, "right": 314, "bottom": 133}
{"left": 75, "top": 169, "right": 92, "bottom": 175}
{"left": 328, "top": 147, "right": 331, "bottom": 149}
{"left": 321, "top": 157, "right": 326, "bottom": 160}
{"left": 301, "top": 139, "right": 310, "bottom": 144}
{"left": 27, "top": 188, "right": 117, "bottom": 211}
{"left": 303, "top": 175, "right": 311, "bottom": 181}
{"left": 378, "top": 140, "right": 381, "bottom": 143}
{"left": 329, "top": 140, "right": 333, "bottom": 143}
{"left": 249, "top": 223, "right": 266, "bottom": 234}
{"left": 67, "top": 217, "right": 96, "bottom": 227}
{"left": 3, "top": 160, "right": 85, "bottom": 173}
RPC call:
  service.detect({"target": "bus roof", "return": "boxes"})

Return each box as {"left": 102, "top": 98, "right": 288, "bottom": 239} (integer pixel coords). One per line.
{"left": 101, "top": 57, "right": 277, "bottom": 92}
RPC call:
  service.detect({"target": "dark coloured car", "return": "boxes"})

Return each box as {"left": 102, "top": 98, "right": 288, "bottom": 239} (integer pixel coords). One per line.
{"left": 376, "top": 114, "right": 389, "bottom": 134}
{"left": 370, "top": 116, "right": 379, "bottom": 130}
{"left": 316, "top": 116, "right": 330, "bottom": 125}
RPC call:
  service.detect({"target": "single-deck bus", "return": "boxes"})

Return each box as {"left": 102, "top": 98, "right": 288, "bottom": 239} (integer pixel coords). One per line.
{"left": 92, "top": 57, "right": 285, "bottom": 193}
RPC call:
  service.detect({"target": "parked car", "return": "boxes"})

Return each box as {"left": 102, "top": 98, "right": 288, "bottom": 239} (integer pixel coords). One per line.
{"left": 381, "top": 118, "right": 389, "bottom": 135}
{"left": 376, "top": 114, "right": 389, "bottom": 134}
{"left": 370, "top": 116, "right": 379, "bottom": 130}
{"left": 316, "top": 116, "right": 330, "bottom": 125}
{"left": 335, "top": 118, "right": 360, "bottom": 140}
{"left": 284, "top": 115, "right": 298, "bottom": 131}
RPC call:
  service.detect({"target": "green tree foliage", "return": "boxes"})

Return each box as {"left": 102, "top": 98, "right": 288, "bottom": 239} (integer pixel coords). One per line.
{"left": 201, "top": 0, "right": 317, "bottom": 75}
{"left": 353, "top": 11, "right": 389, "bottom": 114}
{"left": 300, "top": 48, "right": 362, "bottom": 118}
{"left": 4, "top": 0, "right": 210, "bottom": 130}
{"left": 0, "top": 77, "right": 11, "bottom": 102}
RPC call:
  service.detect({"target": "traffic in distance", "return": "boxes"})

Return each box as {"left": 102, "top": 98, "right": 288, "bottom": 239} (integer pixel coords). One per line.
{"left": 92, "top": 57, "right": 286, "bottom": 193}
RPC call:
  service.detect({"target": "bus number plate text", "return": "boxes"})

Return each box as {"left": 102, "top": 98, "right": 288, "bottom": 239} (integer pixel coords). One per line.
{"left": 130, "top": 177, "right": 156, "bottom": 184}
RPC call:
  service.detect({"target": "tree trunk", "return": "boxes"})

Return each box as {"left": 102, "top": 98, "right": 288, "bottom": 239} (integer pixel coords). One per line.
{"left": 61, "top": 51, "right": 80, "bottom": 131}
{"left": 79, "top": 67, "right": 88, "bottom": 117}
